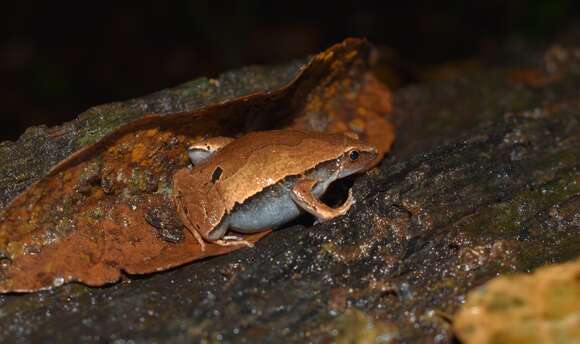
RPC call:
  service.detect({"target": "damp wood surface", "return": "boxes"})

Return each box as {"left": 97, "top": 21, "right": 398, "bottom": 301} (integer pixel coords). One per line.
{"left": 0, "top": 36, "right": 579, "bottom": 343}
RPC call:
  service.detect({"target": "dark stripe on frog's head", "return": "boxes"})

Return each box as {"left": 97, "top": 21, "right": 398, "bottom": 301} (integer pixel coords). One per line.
{"left": 211, "top": 166, "right": 223, "bottom": 183}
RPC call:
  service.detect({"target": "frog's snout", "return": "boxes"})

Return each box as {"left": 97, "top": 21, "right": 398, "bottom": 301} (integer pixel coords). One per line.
{"left": 360, "top": 145, "right": 379, "bottom": 163}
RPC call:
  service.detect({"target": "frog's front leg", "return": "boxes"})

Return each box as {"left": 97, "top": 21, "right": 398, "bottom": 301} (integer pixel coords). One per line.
{"left": 290, "top": 178, "right": 355, "bottom": 222}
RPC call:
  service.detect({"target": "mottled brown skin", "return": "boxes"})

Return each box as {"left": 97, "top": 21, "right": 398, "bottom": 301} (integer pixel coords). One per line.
{"left": 173, "top": 130, "right": 377, "bottom": 250}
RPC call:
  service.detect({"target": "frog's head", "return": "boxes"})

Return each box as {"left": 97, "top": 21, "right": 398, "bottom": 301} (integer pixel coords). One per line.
{"left": 335, "top": 140, "right": 378, "bottom": 179}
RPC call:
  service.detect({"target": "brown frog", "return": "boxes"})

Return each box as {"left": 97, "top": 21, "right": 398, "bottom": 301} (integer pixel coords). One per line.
{"left": 173, "top": 129, "right": 378, "bottom": 250}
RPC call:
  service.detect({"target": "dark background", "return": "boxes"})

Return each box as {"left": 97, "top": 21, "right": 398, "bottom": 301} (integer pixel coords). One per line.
{"left": 1, "top": 1, "right": 578, "bottom": 141}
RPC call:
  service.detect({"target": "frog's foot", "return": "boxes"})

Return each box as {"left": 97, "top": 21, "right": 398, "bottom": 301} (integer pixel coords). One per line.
{"left": 212, "top": 237, "right": 255, "bottom": 249}
{"left": 291, "top": 178, "right": 356, "bottom": 223}
{"left": 223, "top": 234, "right": 244, "bottom": 241}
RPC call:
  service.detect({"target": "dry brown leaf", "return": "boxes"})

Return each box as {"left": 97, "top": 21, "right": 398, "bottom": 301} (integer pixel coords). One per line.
{"left": 0, "top": 38, "right": 394, "bottom": 292}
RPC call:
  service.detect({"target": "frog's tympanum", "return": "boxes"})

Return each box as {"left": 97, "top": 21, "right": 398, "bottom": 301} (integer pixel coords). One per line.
{"left": 173, "top": 130, "right": 378, "bottom": 251}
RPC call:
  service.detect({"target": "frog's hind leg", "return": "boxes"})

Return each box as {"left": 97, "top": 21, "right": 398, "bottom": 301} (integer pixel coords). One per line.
{"left": 174, "top": 191, "right": 207, "bottom": 251}
{"left": 207, "top": 218, "right": 255, "bottom": 249}
{"left": 291, "top": 178, "right": 355, "bottom": 222}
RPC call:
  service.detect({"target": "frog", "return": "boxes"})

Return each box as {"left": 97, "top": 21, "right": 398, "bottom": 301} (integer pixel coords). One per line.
{"left": 172, "top": 129, "right": 378, "bottom": 251}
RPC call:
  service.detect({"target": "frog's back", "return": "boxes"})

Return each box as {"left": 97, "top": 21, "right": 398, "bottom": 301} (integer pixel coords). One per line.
{"left": 192, "top": 130, "right": 355, "bottom": 211}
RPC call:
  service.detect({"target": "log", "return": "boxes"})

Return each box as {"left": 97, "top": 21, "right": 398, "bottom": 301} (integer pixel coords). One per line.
{"left": 0, "top": 38, "right": 578, "bottom": 343}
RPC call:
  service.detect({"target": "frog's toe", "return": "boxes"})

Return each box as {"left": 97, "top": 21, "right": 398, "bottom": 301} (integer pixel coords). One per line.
{"left": 223, "top": 235, "right": 243, "bottom": 241}
{"left": 213, "top": 238, "right": 254, "bottom": 249}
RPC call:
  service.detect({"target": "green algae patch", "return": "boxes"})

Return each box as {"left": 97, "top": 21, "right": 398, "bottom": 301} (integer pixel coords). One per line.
{"left": 463, "top": 169, "right": 580, "bottom": 238}
{"left": 331, "top": 309, "right": 399, "bottom": 344}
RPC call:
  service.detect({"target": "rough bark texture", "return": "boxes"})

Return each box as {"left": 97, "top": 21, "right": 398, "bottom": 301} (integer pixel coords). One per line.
{"left": 0, "top": 37, "right": 579, "bottom": 343}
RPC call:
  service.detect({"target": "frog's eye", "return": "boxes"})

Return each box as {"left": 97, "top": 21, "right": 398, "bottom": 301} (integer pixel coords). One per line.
{"left": 349, "top": 150, "right": 360, "bottom": 161}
